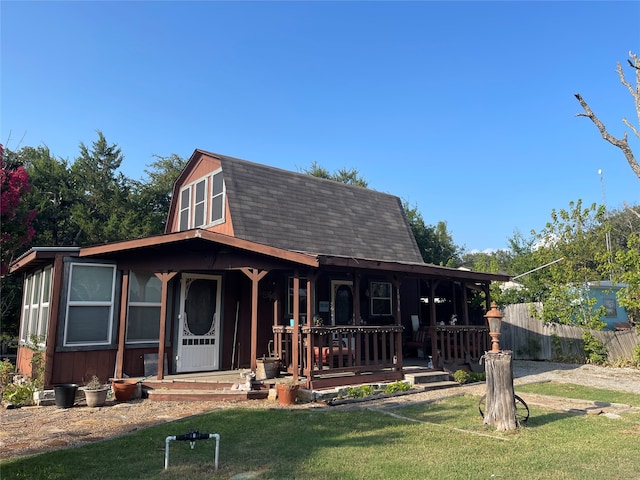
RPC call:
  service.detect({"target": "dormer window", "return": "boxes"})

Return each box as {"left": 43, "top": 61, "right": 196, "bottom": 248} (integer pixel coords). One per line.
{"left": 178, "top": 168, "right": 225, "bottom": 231}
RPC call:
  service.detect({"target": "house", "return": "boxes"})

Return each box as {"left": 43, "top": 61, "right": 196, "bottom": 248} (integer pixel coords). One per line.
{"left": 10, "top": 150, "right": 510, "bottom": 392}
{"left": 586, "top": 281, "right": 630, "bottom": 330}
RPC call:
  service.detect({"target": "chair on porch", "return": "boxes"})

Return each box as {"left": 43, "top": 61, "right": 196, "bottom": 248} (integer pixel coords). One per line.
{"left": 405, "top": 326, "right": 430, "bottom": 358}
{"left": 313, "top": 339, "right": 353, "bottom": 368}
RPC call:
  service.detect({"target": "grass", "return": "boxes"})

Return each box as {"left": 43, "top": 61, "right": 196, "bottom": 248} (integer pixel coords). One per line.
{"left": 1, "top": 384, "right": 639, "bottom": 479}
{"left": 515, "top": 382, "right": 640, "bottom": 406}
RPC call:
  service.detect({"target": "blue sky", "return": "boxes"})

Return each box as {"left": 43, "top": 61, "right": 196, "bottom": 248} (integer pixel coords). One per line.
{"left": 2, "top": 1, "right": 639, "bottom": 252}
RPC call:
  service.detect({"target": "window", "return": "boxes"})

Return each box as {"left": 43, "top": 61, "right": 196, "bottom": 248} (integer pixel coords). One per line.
{"left": 210, "top": 169, "right": 225, "bottom": 224}
{"left": 126, "top": 271, "right": 162, "bottom": 343}
{"left": 603, "top": 298, "right": 617, "bottom": 318}
{"left": 20, "top": 267, "right": 52, "bottom": 345}
{"left": 179, "top": 187, "right": 191, "bottom": 231}
{"left": 370, "top": 281, "right": 392, "bottom": 316}
{"left": 64, "top": 263, "right": 116, "bottom": 346}
{"left": 288, "top": 277, "right": 308, "bottom": 321}
{"left": 177, "top": 169, "right": 225, "bottom": 231}
{"left": 193, "top": 178, "right": 207, "bottom": 228}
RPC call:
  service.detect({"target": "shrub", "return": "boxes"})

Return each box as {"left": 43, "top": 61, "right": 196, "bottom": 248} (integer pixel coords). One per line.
{"left": 582, "top": 331, "right": 608, "bottom": 364}
{"left": 453, "top": 370, "right": 485, "bottom": 384}
{"left": 632, "top": 343, "right": 640, "bottom": 367}
{"left": 384, "top": 381, "right": 411, "bottom": 394}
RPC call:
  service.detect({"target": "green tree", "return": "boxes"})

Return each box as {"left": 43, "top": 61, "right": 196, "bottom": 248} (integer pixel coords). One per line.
{"left": 530, "top": 200, "right": 607, "bottom": 328}
{"left": 404, "top": 202, "right": 460, "bottom": 266}
{"left": 69, "top": 131, "right": 139, "bottom": 245}
{"left": 299, "top": 161, "right": 369, "bottom": 187}
{"left": 20, "top": 146, "right": 78, "bottom": 246}
{"left": 133, "top": 153, "right": 187, "bottom": 235}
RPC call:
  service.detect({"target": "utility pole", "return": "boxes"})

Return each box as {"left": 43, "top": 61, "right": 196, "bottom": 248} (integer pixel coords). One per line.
{"left": 598, "top": 169, "right": 613, "bottom": 280}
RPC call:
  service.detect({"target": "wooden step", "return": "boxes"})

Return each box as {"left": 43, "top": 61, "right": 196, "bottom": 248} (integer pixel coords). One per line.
{"left": 142, "top": 380, "right": 236, "bottom": 391}
{"left": 404, "top": 370, "right": 451, "bottom": 385}
{"left": 146, "top": 388, "right": 269, "bottom": 402}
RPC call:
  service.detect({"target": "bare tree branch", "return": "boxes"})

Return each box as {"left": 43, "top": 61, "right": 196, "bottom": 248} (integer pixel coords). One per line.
{"left": 623, "top": 201, "right": 640, "bottom": 219}
{"left": 575, "top": 51, "right": 640, "bottom": 180}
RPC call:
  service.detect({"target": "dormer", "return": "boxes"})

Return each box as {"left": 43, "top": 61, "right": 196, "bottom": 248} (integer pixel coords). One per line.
{"left": 165, "top": 151, "right": 234, "bottom": 236}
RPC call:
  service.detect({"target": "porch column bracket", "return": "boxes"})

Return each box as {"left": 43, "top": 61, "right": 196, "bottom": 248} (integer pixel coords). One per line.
{"left": 155, "top": 271, "right": 178, "bottom": 380}
{"left": 240, "top": 268, "right": 269, "bottom": 371}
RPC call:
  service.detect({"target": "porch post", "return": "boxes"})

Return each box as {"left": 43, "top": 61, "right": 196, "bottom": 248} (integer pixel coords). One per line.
{"left": 429, "top": 280, "right": 439, "bottom": 368}
{"left": 462, "top": 282, "right": 470, "bottom": 325}
{"left": 43, "top": 255, "right": 65, "bottom": 388}
{"left": 240, "top": 268, "right": 268, "bottom": 372}
{"left": 392, "top": 276, "right": 403, "bottom": 370}
{"left": 115, "top": 271, "right": 130, "bottom": 379}
{"left": 155, "top": 272, "right": 177, "bottom": 380}
{"left": 353, "top": 274, "right": 361, "bottom": 325}
{"left": 292, "top": 273, "right": 300, "bottom": 381}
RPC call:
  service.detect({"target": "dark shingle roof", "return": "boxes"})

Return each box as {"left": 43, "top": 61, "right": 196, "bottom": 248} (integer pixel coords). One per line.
{"left": 208, "top": 152, "right": 424, "bottom": 264}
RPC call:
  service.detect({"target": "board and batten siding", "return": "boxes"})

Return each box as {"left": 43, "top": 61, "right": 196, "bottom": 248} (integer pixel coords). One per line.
{"left": 500, "top": 303, "right": 639, "bottom": 362}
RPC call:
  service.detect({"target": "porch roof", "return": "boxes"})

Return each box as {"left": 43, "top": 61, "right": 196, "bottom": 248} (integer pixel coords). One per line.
{"left": 11, "top": 230, "right": 510, "bottom": 284}
{"left": 9, "top": 247, "right": 81, "bottom": 274}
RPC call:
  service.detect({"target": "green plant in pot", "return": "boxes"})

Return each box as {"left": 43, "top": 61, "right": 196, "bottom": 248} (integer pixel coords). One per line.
{"left": 83, "top": 375, "right": 109, "bottom": 407}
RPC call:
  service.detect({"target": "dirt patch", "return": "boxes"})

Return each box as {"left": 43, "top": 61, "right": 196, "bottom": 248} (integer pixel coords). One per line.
{"left": 1, "top": 361, "right": 638, "bottom": 460}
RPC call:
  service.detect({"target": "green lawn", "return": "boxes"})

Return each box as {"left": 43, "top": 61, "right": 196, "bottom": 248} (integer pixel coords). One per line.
{"left": 516, "top": 382, "right": 640, "bottom": 406}
{"left": 2, "top": 385, "right": 639, "bottom": 480}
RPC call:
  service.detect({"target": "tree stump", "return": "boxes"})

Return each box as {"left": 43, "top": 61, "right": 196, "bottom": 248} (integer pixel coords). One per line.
{"left": 483, "top": 351, "right": 518, "bottom": 431}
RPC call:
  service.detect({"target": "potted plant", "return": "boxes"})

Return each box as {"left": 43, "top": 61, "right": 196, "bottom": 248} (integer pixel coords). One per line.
{"left": 111, "top": 378, "right": 138, "bottom": 402}
{"left": 276, "top": 379, "right": 300, "bottom": 406}
{"left": 83, "top": 375, "right": 109, "bottom": 407}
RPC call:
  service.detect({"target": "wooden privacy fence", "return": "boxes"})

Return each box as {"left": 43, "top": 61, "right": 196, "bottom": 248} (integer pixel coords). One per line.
{"left": 500, "top": 303, "right": 639, "bottom": 362}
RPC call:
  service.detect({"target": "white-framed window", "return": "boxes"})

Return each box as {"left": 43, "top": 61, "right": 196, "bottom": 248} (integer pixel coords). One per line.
{"left": 64, "top": 263, "right": 116, "bottom": 346}
{"left": 288, "top": 276, "right": 308, "bottom": 321}
{"left": 370, "top": 281, "right": 392, "bottom": 316}
{"left": 193, "top": 178, "right": 208, "bottom": 228}
{"left": 178, "top": 187, "right": 191, "bottom": 231}
{"left": 126, "top": 271, "right": 162, "bottom": 344}
{"left": 210, "top": 169, "right": 225, "bottom": 225}
{"left": 178, "top": 169, "right": 225, "bottom": 231}
{"left": 20, "top": 266, "right": 52, "bottom": 345}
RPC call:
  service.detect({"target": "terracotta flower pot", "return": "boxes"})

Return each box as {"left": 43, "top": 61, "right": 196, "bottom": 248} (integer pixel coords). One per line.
{"left": 84, "top": 387, "right": 109, "bottom": 407}
{"left": 111, "top": 380, "right": 137, "bottom": 402}
{"left": 276, "top": 383, "right": 299, "bottom": 406}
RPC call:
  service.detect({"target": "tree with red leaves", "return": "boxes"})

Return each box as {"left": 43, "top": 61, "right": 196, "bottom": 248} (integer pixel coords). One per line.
{"left": 0, "top": 144, "right": 37, "bottom": 276}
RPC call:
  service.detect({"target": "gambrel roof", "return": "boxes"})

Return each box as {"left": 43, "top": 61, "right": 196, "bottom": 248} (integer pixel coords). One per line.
{"left": 173, "top": 150, "right": 425, "bottom": 264}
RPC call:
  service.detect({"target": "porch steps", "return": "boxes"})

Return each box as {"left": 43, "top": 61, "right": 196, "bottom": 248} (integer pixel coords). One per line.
{"left": 142, "top": 379, "right": 269, "bottom": 402}
{"left": 145, "top": 388, "right": 269, "bottom": 402}
{"left": 404, "top": 369, "right": 457, "bottom": 389}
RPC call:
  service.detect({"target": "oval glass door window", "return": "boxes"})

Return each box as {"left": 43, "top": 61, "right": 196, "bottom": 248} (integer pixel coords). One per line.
{"left": 185, "top": 279, "right": 217, "bottom": 335}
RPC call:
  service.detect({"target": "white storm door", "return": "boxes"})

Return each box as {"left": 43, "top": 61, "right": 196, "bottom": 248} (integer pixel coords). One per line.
{"left": 177, "top": 274, "right": 222, "bottom": 373}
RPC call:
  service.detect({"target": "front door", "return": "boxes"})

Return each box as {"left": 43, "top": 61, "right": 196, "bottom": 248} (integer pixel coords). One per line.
{"left": 331, "top": 280, "right": 353, "bottom": 326}
{"left": 177, "top": 274, "right": 222, "bottom": 372}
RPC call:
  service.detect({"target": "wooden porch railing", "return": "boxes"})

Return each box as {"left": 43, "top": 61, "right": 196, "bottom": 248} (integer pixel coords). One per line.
{"left": 272, "top": 325, "right": 404, "bottom": 389}
{"left": 431, "top": 325, "right": 490, "bottom": 368}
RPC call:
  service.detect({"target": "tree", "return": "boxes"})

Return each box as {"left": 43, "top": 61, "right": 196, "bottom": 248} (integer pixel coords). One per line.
{"left": 299, "top": 161, "right": 369, "bottom": 187}
{"left": 404, "top": 202, "right": 460, "bottom": 266}
{"left": 575, "top": 51, "right": 640, "bottom": 179}
{"left": 0, "top": 144, "right": 37, "bottom": 337}
{"left": 133, "top": 153, "right": 187, "bottom": 235}
{"left": 530, "top": 200, "right": 608, "bottom": 328}
{"left": 0, "top": 144, "right": 36, "bottom": 275}
{"left": 69, "top": 131, "right": 139, "bottom": 245}
{"left": 20, "top": 146, "right": 77, "bottom": 246}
